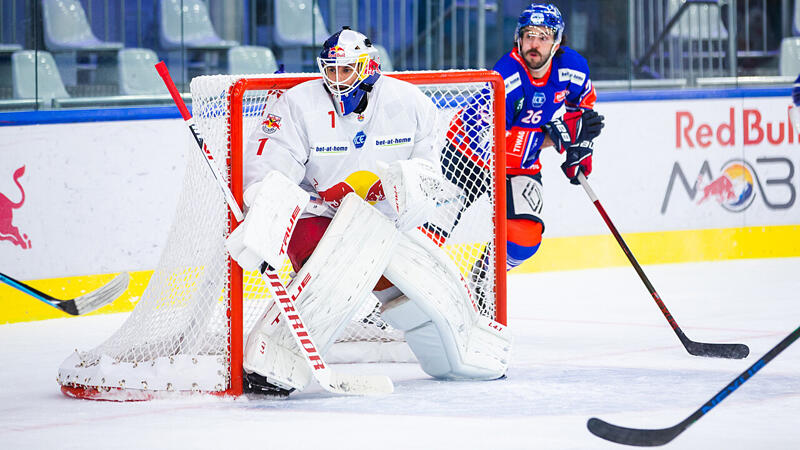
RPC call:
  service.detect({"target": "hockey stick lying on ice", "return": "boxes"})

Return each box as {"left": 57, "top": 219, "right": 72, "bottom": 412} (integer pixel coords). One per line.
{"left": 155, "top": 61, "right": 393, "bottom": 396}
{"left": 576, "top": 172, "right": 749, "bottom": 359}
{"left": 0, "top": 271, "right": 129, "bottom": 316}
{"left": 588, "top": 324, "right": 800, "bottom": 446}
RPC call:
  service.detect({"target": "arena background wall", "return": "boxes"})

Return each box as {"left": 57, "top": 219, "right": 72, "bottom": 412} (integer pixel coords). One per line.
{"left": 1, "top": 88, "right": 798, "bottom": 323}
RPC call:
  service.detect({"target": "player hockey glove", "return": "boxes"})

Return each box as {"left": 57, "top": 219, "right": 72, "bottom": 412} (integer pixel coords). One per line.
{"left": 541, "top": 109, "right": 605, "bottom": 153}
{"left": 561, "top": 140, "right": 593, "bottom": 185}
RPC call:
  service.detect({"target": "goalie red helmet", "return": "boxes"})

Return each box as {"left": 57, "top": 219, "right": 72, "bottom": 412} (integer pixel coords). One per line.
{"left": 317, "top": 27, "right": 381, "bottom": 116}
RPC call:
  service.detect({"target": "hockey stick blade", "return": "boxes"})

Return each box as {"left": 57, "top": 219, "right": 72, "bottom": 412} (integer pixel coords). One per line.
{"left": 588, "top": 324, "right": 800, "bottom": 446}
{"left": 0, "top": 271, "right": 129, "bottom": 316}
{"left": 587, "top": 417, "right": 685, "bottom": 447}
{"left": 577, "top": 173, "right": 749, "bottom": 360}
{"left": 682, "top": 339, "right": 750, "bottom": 360}
{"left": 323, "top": 368, "right": 395, "bottom": 396}
{"left": 70, "top": 272, "right": 130, "bottom": 315}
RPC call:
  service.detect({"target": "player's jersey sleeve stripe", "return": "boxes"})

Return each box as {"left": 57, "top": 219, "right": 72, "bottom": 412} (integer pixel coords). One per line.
{"left": 578, "top": 83, "right": 597, "bottom": 110}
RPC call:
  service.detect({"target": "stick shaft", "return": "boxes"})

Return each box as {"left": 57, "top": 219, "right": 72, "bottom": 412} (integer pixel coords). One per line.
{"left": 154, "top": 61, "right": 243, "bottom": 222}
{"left": 0, "top": 271, "right": 58, "bottom": 306}
{"left": 577, "top": 173, "right": 681, "bottom": 332}
{"left": 576, "top": 173, "right": 749, "bottom": 359}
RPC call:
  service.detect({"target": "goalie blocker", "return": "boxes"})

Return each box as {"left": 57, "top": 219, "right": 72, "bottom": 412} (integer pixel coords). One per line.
{"left": 231, "top": 166, "right": 511, "bottom": 394}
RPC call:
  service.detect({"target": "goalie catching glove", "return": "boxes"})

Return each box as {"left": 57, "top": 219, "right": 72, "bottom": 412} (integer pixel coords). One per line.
{"left": 376, "top": 158, "right": 457, "bottom": 231}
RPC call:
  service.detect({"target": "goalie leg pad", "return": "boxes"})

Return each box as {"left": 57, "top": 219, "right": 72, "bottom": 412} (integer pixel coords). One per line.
{"left": 243, "top": 193, "right": 398, "bottom": 391}
{"left": 381, "top": 231, "right": 512, "bottom": 380}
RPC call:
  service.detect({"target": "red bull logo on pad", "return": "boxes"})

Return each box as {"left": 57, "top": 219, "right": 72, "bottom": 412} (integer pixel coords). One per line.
{"left": 317, "top": 170, "right": 385, "bottom": 208}
{"left": 0, "top": 166, "right": 31, "bottom": 249}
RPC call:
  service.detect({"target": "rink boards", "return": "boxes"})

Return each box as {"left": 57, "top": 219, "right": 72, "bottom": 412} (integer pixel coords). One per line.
{"left": 2, "top": 88, "right": 800, "bottom": 322}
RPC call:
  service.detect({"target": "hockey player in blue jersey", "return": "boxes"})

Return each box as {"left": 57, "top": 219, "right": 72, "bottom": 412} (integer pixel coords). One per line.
{"left": 426, "top": 3, "right": 605, "bottom": 307}
{"left": 493, "top": 2, "right": 604, "bottom": 271}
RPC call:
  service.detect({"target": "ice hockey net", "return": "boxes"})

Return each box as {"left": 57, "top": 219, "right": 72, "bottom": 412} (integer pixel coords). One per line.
{"left": 58, "top": 70, "right": 506, "bottom": 400}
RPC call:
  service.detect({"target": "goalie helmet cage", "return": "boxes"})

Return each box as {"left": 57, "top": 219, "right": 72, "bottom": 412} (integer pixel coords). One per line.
{"left": 57, "top": 70, "right": 506, "bottom": 400}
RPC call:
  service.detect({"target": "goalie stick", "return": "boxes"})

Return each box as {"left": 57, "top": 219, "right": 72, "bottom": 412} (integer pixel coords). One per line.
{"left": 155, "top": 61, "right": 393, "bottom": 396}
{"left": 576, "top": 172, "right": 749, "bottom": 360}
{"left": 587, "top": 324, "right": 800, "bottom": 446}
{"left": 0, "top": 271, "right": 129, "bottom": 316}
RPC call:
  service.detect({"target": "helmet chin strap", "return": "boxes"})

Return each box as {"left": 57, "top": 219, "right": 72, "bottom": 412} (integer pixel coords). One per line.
{"left": 352, "top": 81, "right": 374, "bottom": 114}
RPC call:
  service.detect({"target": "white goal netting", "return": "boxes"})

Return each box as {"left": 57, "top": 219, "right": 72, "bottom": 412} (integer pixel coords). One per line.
{"left": 58, "top": 71, "right": 505, "bottom": 400}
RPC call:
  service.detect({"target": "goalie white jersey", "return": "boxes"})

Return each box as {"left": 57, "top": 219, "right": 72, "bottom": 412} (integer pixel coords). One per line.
{"left": 244, "top": 76, "right": 440, "bottom": 219}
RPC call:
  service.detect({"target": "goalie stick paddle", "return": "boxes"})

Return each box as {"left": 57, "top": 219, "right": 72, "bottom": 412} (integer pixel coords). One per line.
{"left": 576, "top": 173, "right": 749, "bottom": 360}
{"left": 587, "top": 324, "right": 800, "bottom": 446}
{"left": 0, "top": 271, "right": 129, "bottom": 316}
{"left": 155, "top": 61, "right": 394, "bottom": 396}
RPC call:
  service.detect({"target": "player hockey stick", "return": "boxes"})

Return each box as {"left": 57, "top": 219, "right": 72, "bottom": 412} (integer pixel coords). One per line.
{"left": 576, "top": 172, "right": 749, "bottom": 359}
{"left": 0, "top": 271, "right": 129, "bottom": 316}
{"left": 155, "top": 61, "right": 393, "bottom": 396}
{"left": 588, "top": 324, "right": 800, "bottom": 446}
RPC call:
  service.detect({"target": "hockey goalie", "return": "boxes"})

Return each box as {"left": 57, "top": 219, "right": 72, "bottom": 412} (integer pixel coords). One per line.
{"left": 225, "top": 27, "right": 512, "bottom": 396}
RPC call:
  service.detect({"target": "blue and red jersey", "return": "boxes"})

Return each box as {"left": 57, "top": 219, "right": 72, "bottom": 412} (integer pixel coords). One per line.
{"left": 494, "top": 46, "right": 596, "bottom": 174}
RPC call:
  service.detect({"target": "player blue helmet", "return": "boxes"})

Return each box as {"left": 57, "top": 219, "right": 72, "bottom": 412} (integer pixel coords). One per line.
{"left": 514, "top": 3, "right": 565, "bottom": 46}
{"left": 317, "top": 27, "right": 381, "bottom": 116}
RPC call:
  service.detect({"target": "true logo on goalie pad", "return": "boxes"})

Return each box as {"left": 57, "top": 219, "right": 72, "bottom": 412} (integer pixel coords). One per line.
{"left": 280, "top": 206, "right": 301, "bottom": 256}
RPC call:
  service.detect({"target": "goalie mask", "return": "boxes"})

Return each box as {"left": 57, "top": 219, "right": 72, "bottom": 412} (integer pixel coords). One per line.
{"left": 317, "top": 27, "right": 381, "bottom": 116}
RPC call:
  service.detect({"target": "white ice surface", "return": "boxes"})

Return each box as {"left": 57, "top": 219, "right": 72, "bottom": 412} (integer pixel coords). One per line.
{"left": 1, "top": 258, "right": 799, "bottom": 449}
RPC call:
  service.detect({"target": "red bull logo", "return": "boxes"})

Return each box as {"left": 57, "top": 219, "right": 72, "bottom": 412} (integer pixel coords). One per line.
{"left": 261, "top": 113, "right": 282, "bottom": 134}
{"left": 328, "top": 46, "right": 346, "bottom": 58}
{"left": 697, "top": 176, "right": 735, "bottom": 204}
{"left": 0, "top": 166, "right": 31, "bottom": 249}
{"left": 696, "top": 162, "right": 755, "bottom": 212}
{"left": 317, "top": 170, "right": 385, "bottom": 208}
{"left": 365, "top": 58, "right": 380, "bottom": 76}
